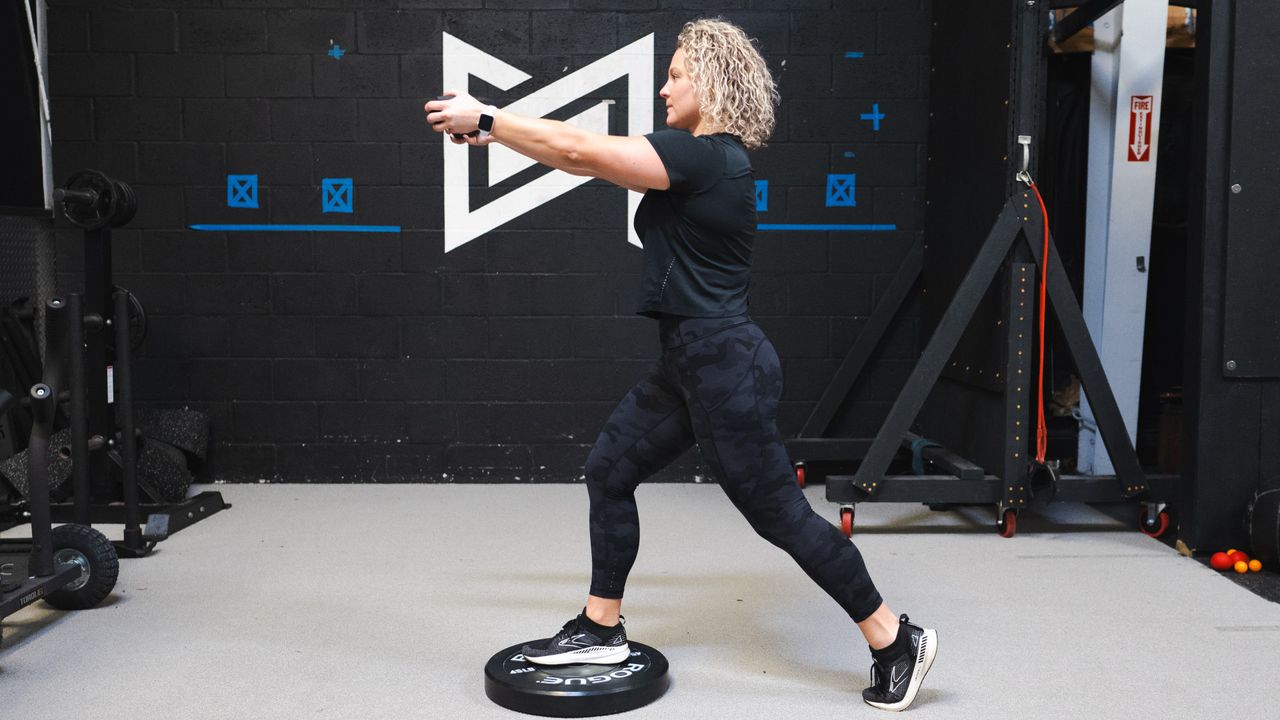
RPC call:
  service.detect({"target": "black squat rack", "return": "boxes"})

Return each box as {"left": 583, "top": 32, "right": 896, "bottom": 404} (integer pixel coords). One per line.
{"left": 786, "top": 0, "right": 1178, "bottom": 538}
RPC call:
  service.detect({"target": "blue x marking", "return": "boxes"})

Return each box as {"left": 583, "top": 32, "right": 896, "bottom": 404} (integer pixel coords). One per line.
{"left": 322, "top": 178, "right": 353, "bottom": 214}
{"left": 227, "top": 174, "right": 258, "bottom": 208}
{"left": 825, "top": 174, "right": 856, "bottom": 207}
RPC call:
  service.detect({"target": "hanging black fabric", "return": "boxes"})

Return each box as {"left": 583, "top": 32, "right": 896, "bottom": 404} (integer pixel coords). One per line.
{"left": 1, "top": 0, "right": 44, "bottom": 210}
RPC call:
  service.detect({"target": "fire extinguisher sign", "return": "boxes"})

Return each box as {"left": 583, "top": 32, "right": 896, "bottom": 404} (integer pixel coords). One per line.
{"left": 1128, "top": 95, "right": 1154, "bottom": 162}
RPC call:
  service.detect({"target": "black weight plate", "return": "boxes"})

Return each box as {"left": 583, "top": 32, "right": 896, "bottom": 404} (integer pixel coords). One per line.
{"left": 484, "top": 641, "right": 669, "bottom": 718}
{"left": 60, "top": 170, "right": 115, "bottom": 230}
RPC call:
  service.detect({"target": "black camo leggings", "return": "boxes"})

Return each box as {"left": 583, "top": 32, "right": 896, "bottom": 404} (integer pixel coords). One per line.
{"left": 584, "top": 314, "right": 884, "bottom": 622}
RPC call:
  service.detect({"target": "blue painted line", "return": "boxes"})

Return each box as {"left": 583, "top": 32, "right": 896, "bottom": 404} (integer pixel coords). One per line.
{"left": 190, "top": 224, "right": 400, "bottom": 233}
{"left": 757, "top": 224, "right": 897, "bottom": 232}
{"left": 844, "top": 52, "right": 865, "bottom": 58}
{"left": 843, "top": 151, "right": 856, "bottom": 158}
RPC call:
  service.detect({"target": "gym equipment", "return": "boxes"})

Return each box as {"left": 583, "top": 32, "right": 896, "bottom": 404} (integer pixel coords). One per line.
{"left": 788, "top": 0, "right": 1178, "bottom": 538}
{"left": 1, "top": 298, "right": 119, "bottom": 648}
{"left": 53, "top": 169, "right": 137, "bottom": 231}
{"left": 137, "top": 407, "right": 210, "bottom": 463}
{"left": 484, "top": 641, "right": 669, "bottom": 717}
{"left": 0, "top": 426, "right": 75, "bottom": 498}
{"left": 0, "top": 171, "right": 228, "bottom": 555}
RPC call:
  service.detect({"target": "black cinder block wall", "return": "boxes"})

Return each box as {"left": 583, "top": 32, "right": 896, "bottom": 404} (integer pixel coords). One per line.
{"left": 46, "top": 0, "right": 930, "bottom": 482}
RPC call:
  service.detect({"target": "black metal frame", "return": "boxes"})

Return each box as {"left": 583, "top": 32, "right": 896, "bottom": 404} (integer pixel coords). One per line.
{"left": 788, "top": 0, "right": 1179, "bottom": 533}
{"left": 1, "top": 304, "right": 91, "bottom": 628}
{"left": 784, "top": 236, "right": 922, "bottom": 467}
{"left": 824, "top": 194, "right": 1175, "bottom": 511}
{"left": 64, "top": 237, "right": 230, "bottom": 554}
{"left": 1, "top": 178, "right": 229, "bottom": 556}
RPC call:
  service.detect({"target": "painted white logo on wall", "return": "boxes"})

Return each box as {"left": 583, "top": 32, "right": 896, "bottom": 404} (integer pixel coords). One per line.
{"left": 442, "top": 32, "right": 654, "bottom": 253}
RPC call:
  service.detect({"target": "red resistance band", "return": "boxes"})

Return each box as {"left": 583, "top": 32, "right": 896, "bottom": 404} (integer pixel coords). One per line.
{"left": 1027, "top": 182, "right": 1051, "bottom": 465}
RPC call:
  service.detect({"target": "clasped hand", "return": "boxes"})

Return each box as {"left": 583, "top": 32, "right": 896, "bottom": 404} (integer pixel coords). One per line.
{"left": 424, "top": 90, "right": 495, "bottom": 146}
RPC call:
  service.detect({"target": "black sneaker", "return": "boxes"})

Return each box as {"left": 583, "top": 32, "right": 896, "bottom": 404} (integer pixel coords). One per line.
{"left": 862, "top": 615, "right": 937, "bottom": 712}
{"left": 521, "top": 613, "right": 630, "bottom": 666}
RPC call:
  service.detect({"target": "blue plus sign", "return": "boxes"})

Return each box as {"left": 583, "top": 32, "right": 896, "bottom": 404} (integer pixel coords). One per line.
{"left": 328, "top": 43, "right": 346, "bottom": 60}
{"left": 860, "top": 103, "right": 885, "bottom": 132}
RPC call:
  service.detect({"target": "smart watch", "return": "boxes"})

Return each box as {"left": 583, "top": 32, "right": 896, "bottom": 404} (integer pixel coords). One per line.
{"left": 478, "top": 106, "right": 497, "bottom": 137}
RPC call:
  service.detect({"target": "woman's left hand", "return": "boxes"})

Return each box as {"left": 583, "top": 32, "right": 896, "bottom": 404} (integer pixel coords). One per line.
{"left": 424, "top": 90, "right": 493, "bottom": 145}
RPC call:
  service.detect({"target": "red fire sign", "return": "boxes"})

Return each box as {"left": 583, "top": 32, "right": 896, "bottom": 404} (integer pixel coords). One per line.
{"left": 1128, "top": 95, "right": 1153, "bottom": 162}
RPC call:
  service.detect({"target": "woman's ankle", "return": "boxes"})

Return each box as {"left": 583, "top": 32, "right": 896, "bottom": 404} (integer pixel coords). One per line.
{"left": 584, "top": 597, "right": 622, "bottom": 627}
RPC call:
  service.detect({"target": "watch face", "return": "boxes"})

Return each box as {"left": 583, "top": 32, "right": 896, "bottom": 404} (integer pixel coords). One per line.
{"left": 479, "top": 113, "right": 495, "bottom": 132}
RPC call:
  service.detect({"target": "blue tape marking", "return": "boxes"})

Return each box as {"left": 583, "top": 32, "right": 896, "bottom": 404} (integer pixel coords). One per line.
{"left": 825, "top": 173, "right": 856, "bottom": 207}
{"left": 844, "top": 52, "right": 865, "bottom": 58}
{"left": 757, "top": 224, "right": 896, "bottom": 232}
{"left": 322, "top": 178, "right": 353, "bottom": 213}
{"left": 190, "top": 224, "right": 400, "bottom": 233}
{"left": 860, "top": 103, "right": 885, "bottom": 132}
{"left": 755, "top": 180, "right": 768, "bottom": 212}
{"left": 328, "top": 44, "right": 346, "bottom": 60}
{"left": 843, "top": 151, "right": 856, "bottom": 158}
{"left": 227, "top": 174, "right": 258, "bottom": 208}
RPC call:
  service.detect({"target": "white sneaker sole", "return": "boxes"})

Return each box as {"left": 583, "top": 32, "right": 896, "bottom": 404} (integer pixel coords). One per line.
{"left": 523, "top": 643, "right": 631, "bottom": 666}
{"left": 865, "top": 628, "right": 937, "bottom": 712}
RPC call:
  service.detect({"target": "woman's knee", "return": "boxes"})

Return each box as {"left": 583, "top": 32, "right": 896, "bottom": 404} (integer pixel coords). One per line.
{"left": 584, "top": 447, "right": 637, "bottom": 501}
{"left": 740, "top": 492, "right": 815, "bottom": 546}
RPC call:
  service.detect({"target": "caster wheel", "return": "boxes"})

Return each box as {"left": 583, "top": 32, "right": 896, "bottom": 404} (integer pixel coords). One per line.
{"left": 794, "top": 463, "right": 806, "bottom": 489}
{"left": 840, "top": 506, "right": 854, "bottom": 538}
{"left": 45, "top": 524, "right": 119, "bottom": 610}
{"left": 997, "top": 508, "right": 1017, "bottom": 538}
{"left": 1140, "top": 508, "right": 1170, "bottom": 538}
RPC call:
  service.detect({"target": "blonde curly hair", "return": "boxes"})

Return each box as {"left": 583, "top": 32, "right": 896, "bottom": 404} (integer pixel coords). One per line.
{"left": 677, "top": 18, "right": 779, "bottom": 150}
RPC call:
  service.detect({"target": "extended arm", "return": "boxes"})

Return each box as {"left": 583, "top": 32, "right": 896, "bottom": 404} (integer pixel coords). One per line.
{"left": 424, "top": 91, "right": 669, "bottom": 193}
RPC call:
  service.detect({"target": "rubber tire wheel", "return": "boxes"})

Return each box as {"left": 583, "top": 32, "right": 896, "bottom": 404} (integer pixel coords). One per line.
{"left": 840, "top": 507, "right": 854, "bottom": 538}
{"left": 795, "top": 463, "right": 806, "bottom": 489}
{"left": 44, "top": 524, "right": 120, "bottom": 610}
{"left": 1140, "top": 509, "right": 1171, "bottom": 538}
{"left": 998, "top": 508, "right": 1018, "bottom": 538}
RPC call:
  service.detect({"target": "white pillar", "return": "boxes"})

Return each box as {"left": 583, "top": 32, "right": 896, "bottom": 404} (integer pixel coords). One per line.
{"left": 1077, "top": 0, "right": 1169, "bottom": 474}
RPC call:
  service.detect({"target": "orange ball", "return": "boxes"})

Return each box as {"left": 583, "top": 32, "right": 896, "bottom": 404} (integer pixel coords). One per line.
{"left": 1249, "top": 559, "right": 1262, "bottom": 572}
{"left": 1228, "top": 548, "right": 1238, "bottom": 554}
{"left": 1234, "top": 561, "right": 1249, "bottom": 574}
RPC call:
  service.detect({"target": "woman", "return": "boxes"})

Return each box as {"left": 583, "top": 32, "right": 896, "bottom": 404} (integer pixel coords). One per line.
{"left": 425, "top": 18, "right": 936, "bottom": 711}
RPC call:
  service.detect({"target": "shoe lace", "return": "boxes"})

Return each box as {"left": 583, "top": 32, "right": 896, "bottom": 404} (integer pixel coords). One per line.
{"left": 549, "top": 617, "right": 581, "bottom": 645}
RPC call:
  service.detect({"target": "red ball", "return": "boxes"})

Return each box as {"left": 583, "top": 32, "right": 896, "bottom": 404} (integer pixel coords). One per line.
{"left": 1229, "top": 550, "right": 1250, "bottom": 565}
{"left": 1210, "top": 552, "right": 1233, "bottom": 570}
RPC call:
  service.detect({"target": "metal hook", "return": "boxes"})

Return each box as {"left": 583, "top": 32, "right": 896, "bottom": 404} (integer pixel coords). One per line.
{"left": 1016, "top": 135, "right": 1033, "bottom": 186}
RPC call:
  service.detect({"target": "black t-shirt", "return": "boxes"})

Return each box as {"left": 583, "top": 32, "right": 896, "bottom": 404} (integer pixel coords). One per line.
{"left": 634, "top": 130, "right": 755, "bottom": 318}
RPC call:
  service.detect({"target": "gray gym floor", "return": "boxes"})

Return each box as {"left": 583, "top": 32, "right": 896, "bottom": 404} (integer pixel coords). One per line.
{"left": 3, "top": 482, "right": 1278, "bottom": 719}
